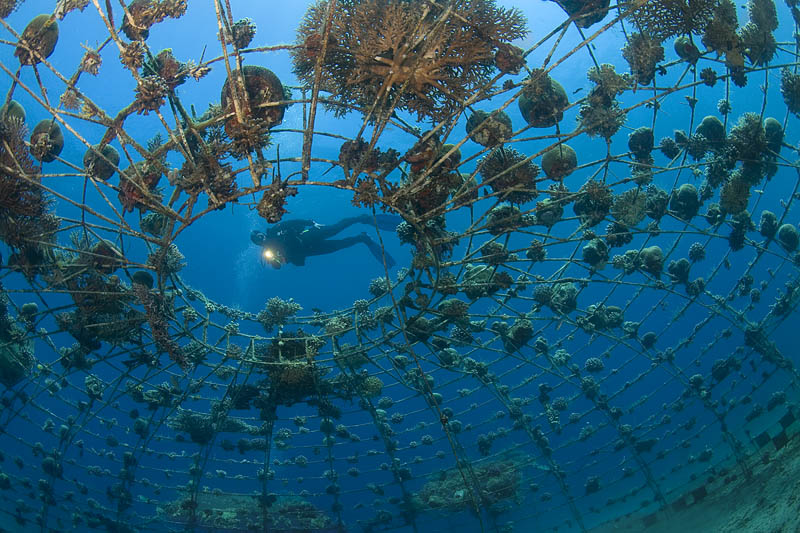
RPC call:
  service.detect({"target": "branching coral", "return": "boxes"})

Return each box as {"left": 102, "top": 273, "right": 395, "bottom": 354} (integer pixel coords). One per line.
{"left": 146, "top": 243, "right": 186, "bottom": 275}
{"left": 622, "top": 33, "right": 664, "bottom": 86}
{"left": 176, "top": 146, "right": 236, "bottom": 203}
{"left": 229, "top": 18, "right": 257, "bottom": 49}
{"left": 611, "top": 188, "right": 647, "bottom": 227}
{"left": 257, "top": 297, "right": 302, "bottom": 332}
{"left": 781, "top": 68, "right": 800, "bottom": 118}
{"left": 701, "top": 0, "right": 741, "bottom": 63}
{"left": 720, "top": 175, "right": 751, "bottom": 214}
{"left": 338, "top": 139, "right": 399, "bottom": 179}
{"left": 55, "top": 0, "right": 89, "bottom": 19}
{"left": 579, "top": 64, "right": 631, "bottom": 138}
{"left": 292, "top": 0, "right": 527, "bottom": 122}
{"left": 0, "top": 116, "right": 58, "bottom": 266}
{"left": 573, "top": 179, "right": 612, "bottom": 227}
{"left": 417, "top": 460, "right": 520, "bottom": 510}
{"left": 632, "top": 0, "right": 718, "bottom": 42}
{"left": 134, "top": 283, "right": 186, "bottom": 369}
{"left": 118, "top": 160, "right": 165, "bottom": 214}
{"left": 257, "top": 183, "right": 299, "bottom": 223}
{"left": 134, "top": 75, "right": 169, "bottom": 114}
{"left": 121, "top": 0, "right": 187, "bottom": 41}
{"left": 480, "top": 147, "right": 539, "bottom": 204}
{"left": 728, "top": 112, "right": 771, "bottom": 182}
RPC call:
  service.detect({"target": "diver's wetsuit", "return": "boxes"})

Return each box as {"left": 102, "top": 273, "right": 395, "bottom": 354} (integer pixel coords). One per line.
{"left": 250, "top": 214, "right": 398, "bottom": 268}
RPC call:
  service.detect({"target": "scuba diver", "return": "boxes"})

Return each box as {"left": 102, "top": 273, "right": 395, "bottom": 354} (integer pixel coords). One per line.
{"left": 250, "top": 214, "right": 400, "bottom": 269}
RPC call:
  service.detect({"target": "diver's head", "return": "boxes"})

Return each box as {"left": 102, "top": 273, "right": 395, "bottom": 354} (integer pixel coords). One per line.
{"left": 260, "top": 245, "right": 284, "bottom": 269}
{"left": 250, "top": 230, "right": 267, "bottom": 246}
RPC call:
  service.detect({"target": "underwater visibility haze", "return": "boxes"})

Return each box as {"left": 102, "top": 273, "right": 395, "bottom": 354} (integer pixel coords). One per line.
{"left": 0, "top": 0, "right": 800, "bottom": 531}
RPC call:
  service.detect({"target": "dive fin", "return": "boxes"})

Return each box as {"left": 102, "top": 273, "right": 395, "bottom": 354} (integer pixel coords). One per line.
{"left": 361, "top": 233, "right": 395, "bottom": 268}
{"left": 373, "top": 214, "right": 403, "bottom": 231}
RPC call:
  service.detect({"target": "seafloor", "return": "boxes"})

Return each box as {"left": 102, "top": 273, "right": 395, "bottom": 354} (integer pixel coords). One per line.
{"left": 591, "top": 421, "right": 800, "bottom": 532}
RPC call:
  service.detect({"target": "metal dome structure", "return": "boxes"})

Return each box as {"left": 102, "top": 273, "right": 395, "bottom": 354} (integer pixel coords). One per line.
{"left": 0, "top": 0, "right": 799, "bottom": 532}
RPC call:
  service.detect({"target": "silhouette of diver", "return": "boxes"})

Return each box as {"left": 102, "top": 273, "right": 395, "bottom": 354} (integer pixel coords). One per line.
{"left": 250, "top": 214, "right": 400, "bottom": 269}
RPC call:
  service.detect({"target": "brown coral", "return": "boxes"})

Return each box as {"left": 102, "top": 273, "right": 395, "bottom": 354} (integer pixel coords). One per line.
{"left": 0, "top": 117, "right": 57, "bottom": 254}
{"left": 480, "top": 147, "right": 539, "bottom": 204}
{"left": 221, "top": 66, "right": 287, "bottom": 154}
{"left": 632, "top": 0, "right": 718, "bottom": 42}
{"left": 622, "top": 33, "right": 664, "bottom": 86}
{"left": 134, "top": 75, "right": 169, "bottom": 114}
{"left": 257, "top": 184, "right": 299, "bottom": 223}
{"left": 78, "top": 45, "right": 101, "bottom": 75}
{"left": 15, "top": 14, "right": 59, "bottom": 66}
{"left": 292, "top": 0, "right": 527, "bottom": 122}
{"left": 0, "top": 0, "right": 22, "bottom": 19}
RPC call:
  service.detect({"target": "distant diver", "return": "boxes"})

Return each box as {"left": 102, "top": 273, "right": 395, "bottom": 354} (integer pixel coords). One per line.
{"left": 250, "top": 214, "right": 400, "bottom": 269}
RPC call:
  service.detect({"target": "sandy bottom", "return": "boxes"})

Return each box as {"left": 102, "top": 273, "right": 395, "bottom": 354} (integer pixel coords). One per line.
{"left": 590, "top": 432, "right": 800, "bottom": 533}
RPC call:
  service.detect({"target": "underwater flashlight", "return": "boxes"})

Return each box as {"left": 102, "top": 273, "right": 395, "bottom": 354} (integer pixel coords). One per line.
{"left": 262, "top": 248, "right": 282, "bottom": 268}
